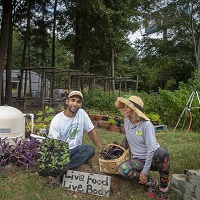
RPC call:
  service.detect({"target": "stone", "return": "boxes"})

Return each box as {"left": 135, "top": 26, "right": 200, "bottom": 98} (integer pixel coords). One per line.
{"left": 170, "top": 174, "right": 187, "bottom": 191}
{"left": 184, "top": 181, "right": 196, "bottom": 197}
{"left": 171, "top": 170, "right": 200, "bottom": 200}
{"left": 194, "top": 185, "right": 200, "bottom": 200}
{"left": 170, "top": 186, "right": 184, "bottom": 199}
{"left": 186, "top": 170, "right": 200, "bottom": 186}
{"left": 183, "top": 193, "right": 197, "bottom": 200}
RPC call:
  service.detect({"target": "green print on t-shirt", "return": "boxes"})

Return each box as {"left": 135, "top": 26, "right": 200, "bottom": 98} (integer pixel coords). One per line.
{"left": 68, "top": 123, "right": 80, "bottom": 139}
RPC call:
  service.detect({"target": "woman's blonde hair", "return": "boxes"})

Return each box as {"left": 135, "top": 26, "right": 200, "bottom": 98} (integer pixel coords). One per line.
{"left": 130, "top": 110, "right": 143, "bottom": 121}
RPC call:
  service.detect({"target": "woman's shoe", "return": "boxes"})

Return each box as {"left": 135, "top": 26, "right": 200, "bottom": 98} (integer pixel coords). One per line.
{"left": 145, "top": 178, "right": 158, "bottom": 199}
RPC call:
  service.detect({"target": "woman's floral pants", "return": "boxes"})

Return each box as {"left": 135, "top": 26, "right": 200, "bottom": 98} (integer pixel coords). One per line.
{"left": 118, "top": 147, "right": 170, "bottom": 189}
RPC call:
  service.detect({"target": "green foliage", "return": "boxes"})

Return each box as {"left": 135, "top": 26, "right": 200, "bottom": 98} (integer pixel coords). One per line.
{"left": 33, "top": 106, "right": 64, "bottom": 136}
{"left": 108, "top": 117, "right": 117, "bottom": 125}
{"left": 142, "top": 74, "right": 200, "bottom": 131}
{"left": 36, "top": 106, "right": 55, "bottom": 123}
{"left": 83, "top": 89, "right": 117, "bottom": 114}
{"left": 38, "top": 138, "right": 70, "bottom": 175}
{"left": 34, "top": 124, "right": 47, "bottom": 136}
{"left": 82, "top": 74, "right": 200, "bottom": 132}
{"left": 135, "top": 0, "right": 199, "bottom": 91}
{"left": 145, "top": 113, "right": 161, "bottom": 124}
{"left": 9, "top": 0, "right": 200, "bottom": 94}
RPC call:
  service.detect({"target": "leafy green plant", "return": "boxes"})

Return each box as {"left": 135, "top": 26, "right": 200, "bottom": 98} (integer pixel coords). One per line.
{"left": 86, "top": 108, "right": 97, "bottom": 115}
{"left": 146, "top": 113, "right": 161, "bottom": 124}
{"left": 38, "top": 137, "right": 70, "bottom": 176}
{"left": 32, "top": 106, "right": 57, "bottom": 136}
{"left": 108, "top": 117, "right": 117, "bottom": 125}
{"left": 34, "top": 122, "right": 48, "bottom": 129}
{"left": 36, "top": 106, "right": 55, "bottom": 123}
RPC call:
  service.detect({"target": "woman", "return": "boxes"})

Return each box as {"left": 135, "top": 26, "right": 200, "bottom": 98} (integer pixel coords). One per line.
{"left": 115, "top": 96, "right": 170, "bottom": 200}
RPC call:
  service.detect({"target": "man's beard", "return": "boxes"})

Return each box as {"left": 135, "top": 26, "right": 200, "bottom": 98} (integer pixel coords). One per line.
{"left": 67, "top": 105, "right": 80, "bottom": 114}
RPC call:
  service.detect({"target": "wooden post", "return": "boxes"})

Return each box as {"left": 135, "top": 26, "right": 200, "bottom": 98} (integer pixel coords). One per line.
{"left": 119, "top": 76, "right": 122, "bottom": 96}
{"left": 41, "top": 68, "right": 46, "bottom": 110}
{"left": 68, "top": 73, "right": 71, "bottom": 93}
{"left": 111, "top": 49, "right": 115, "bottom": 92}
{"left": 93, "top": 76, "right": 96, "bottom": 89}
{"left": 136, "top": 75, "right": 139, "bottom": 91}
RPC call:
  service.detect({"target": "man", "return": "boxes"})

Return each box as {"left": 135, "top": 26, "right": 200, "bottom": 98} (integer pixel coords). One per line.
{"left": 48, "top": 90, "right": 102, "bottom": 187}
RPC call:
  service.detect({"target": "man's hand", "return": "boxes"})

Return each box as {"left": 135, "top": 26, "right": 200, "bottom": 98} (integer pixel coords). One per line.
{"left": 98, "top": 148, "right": 106, "bottom": 158}
{"left": 138, "top": 172, "right": 147, "bottom": 184}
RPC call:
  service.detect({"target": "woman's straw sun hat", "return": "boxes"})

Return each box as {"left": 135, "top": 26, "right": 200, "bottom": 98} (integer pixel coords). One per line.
{"left": 115, "top": 96, "right": 149, "bottom": 121}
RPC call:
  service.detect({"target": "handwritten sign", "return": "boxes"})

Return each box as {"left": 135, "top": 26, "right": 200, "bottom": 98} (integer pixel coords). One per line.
{"left": 62, "top": 170, "right": 111, "bottom": 197}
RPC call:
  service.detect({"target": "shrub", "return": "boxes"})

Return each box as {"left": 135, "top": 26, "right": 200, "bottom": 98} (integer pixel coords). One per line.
{"left": 83, "top": 89, "right": 117, "bottom": 114}
{"left": 146, "top": 113, "right": 161, "bottom": 124}
{"left": 81, "top": 72, "right": 200, "bottom": 131}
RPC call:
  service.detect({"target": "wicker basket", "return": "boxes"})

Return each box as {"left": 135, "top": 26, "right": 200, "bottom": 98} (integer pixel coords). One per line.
{"left": 99, "top": 143, "right": 130, "bottom": 174}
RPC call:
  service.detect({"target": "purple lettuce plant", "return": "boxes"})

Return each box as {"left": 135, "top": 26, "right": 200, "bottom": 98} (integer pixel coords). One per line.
{"left": 0, "top": 137, "right": 43, "bottom": 171}
{"left": 0, "top": 138, "right": 10, "bottom": 168}
{"left": 11, "top": 137, "right": 43, "bottom": 170}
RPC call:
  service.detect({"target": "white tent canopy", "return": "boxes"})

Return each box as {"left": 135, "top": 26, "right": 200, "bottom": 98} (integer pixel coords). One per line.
{"left": 3, "top": 70, "right": 50, "bottom": 98}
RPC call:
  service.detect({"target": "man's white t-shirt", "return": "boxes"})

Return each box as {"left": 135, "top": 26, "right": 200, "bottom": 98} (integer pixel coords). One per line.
{"left": 48, "top": 109, "right": 94, "bottom": 149}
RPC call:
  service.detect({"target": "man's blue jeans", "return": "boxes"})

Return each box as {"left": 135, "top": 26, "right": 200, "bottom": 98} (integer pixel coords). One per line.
{"left": 68, "top": 144, "right": 95, "bottom": 170}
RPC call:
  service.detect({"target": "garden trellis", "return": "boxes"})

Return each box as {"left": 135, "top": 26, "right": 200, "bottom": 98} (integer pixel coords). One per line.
{"left": 18, "top": 67, "right": 140, "bottom": 110}
{"left": 173, "top": 88, "right": 200, "bottom": 137}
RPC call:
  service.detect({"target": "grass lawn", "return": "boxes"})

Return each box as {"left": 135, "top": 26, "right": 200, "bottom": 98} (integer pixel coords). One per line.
{"left": 0, "top": 127, "right": 200, "bottom": 200}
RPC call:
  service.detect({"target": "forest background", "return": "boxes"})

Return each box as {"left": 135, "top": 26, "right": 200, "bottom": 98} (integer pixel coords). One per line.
{"left": 0, "top": 0, "right": 200, "bottom": 131}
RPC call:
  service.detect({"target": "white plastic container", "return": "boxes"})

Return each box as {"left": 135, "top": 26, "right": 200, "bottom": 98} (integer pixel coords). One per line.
{"left": 0, "top": 105, "right": 25, "bottom": 145}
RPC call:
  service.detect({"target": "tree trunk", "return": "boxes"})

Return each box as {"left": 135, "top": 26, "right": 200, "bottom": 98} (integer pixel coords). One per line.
{"left": 0, "top": 0, "right": 12, "bottom": 105}
{"left": 17, "top": 69, "right": 23, "bottom": 98}
{"left": 197, "top": 37, "right": 200, "bottom": 72}
{"left": 28, "top": 7, "right": 32, "bottom": 97}
{"left": 50, "top": 0, "right": 57, "bottom": 99}
{"left": 28, "top": 70, "right": 32, "bottom": 96}
{"left": 24, "top": 70, "right": 28, "bottom": 99}
{"left": 74, "top": 12, "right": 83, "bottom": 90}
{"left": 18, "top": 3, "right": 31, "bottom": 99}
{"left": 5, "top": 14, "right": 13, "bottom": 106}
{"left": 40, "top": 4, "right": 47, "bottom": 110}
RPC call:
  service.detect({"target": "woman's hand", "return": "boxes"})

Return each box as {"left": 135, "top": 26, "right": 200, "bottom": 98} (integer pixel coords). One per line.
{"left": 138, "top": 172, "right": 147, "bottom": 184}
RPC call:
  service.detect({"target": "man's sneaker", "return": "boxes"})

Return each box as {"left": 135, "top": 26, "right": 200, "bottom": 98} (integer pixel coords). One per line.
{"left": 145, "top": 178, "right": 159, "bottom": 199}
{"left": 157, "top": 191, "right": 168, "bottom": 200}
